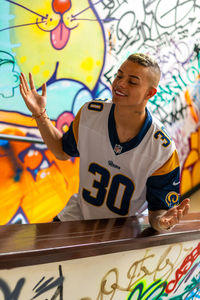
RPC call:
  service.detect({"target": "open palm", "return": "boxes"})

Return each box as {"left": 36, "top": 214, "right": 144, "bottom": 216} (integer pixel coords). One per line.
{"left": 19, "top": 73, "right": 46, "bottom": 115}
{"left": 159, "top": 198, "right": 190, "bottom": 229}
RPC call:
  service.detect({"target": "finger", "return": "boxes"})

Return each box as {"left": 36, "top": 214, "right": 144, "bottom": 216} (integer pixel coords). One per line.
{"left": 19, "top": 75, "right": 28, "bottom": 96}
{"left": 178, "top": 198, "right": 190, "bottom": 209}
{"left": 182, "top": 203, "right": 190, "bottom": 216}
{"left": 20, "top": 73, "right": 30, "bottom": 92}
{"left": 177, "top": 209, "right": 183, "bottom": 221}
{"left": 29, "top": 73, "right": 35, "bottom": 90}
{"left": 19, "top": 84, "right": 27, "bottom": 100}
{"left": 42, "top": 83, "right": 46, "bottom": 97}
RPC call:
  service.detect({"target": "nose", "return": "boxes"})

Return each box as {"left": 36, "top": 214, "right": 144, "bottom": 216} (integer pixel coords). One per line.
{"left": 52, "top": 0, "right": 71, "bottom": 15}
{"left": 117, "top": 77, "right": 127, "bottom": 88}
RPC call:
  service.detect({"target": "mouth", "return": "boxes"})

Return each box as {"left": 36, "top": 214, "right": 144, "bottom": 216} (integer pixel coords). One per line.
{"left": 51, "top": 20, "right": 70, "bottom": 50}
{"left": 114, "top": 88, "right": 127, "bottom": 97}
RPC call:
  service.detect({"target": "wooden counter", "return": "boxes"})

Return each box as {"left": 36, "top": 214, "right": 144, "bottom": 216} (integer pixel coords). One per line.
{"left": 0, "top": 212, "right": 199, "bottom": 269}
{"left": 0, "top": 213, "right": 199, "bottom": 299}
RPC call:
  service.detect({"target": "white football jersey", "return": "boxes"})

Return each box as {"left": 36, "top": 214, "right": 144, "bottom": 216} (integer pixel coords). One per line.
{"left": 59, "top": 100, "right": 180, "bottom": 220}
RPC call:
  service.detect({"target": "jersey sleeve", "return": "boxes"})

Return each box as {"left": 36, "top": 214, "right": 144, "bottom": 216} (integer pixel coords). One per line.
{"left": 62, "top": 107, "right": 82, "bottom": 157}
{"left": 146, "top": 150, "right": 180, "bottom": 211}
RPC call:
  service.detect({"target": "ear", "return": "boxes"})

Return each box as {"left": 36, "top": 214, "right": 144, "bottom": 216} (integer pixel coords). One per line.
{"left": 147, "top": 87, "right": 157, "bottom": 99}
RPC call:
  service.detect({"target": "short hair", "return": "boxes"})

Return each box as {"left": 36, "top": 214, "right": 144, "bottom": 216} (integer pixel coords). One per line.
{"left": 127, "top": 53, "right": 161, "bottom": 87}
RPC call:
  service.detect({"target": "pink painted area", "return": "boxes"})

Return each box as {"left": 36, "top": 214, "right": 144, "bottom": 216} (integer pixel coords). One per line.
{"left": 56, "top": 112, "right": 74, "bottom": 132}
{"left": 51, "top": 21, "right": 70, "bottom": 50}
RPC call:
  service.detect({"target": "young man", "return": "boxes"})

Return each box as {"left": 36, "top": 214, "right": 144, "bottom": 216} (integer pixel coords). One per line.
{"left": 19, "top": 53, "right": 190, "bottom": 231}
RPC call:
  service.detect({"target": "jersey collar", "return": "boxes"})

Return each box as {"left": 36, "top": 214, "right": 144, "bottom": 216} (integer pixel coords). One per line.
{"left": 108, "top": 104, "right": 152, "bottom": 155}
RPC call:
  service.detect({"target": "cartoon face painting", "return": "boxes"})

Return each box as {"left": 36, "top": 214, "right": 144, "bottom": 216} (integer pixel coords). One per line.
{"left": 9, "top": 0, "right": 105, "bottom": 90}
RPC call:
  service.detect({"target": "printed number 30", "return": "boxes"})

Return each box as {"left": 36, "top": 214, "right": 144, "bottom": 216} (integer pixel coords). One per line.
{"left": 82, "top": 163, "right": 135, "bottom": 216}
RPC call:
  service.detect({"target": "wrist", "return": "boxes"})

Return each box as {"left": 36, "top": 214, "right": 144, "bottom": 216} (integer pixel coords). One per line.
{"left": 32, "top": 108, "right": 49, "bottom": 121}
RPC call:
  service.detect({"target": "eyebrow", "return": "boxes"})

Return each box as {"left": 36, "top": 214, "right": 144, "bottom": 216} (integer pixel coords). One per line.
{"left": 118, "top": 69, "right": 140, "bottom": 80}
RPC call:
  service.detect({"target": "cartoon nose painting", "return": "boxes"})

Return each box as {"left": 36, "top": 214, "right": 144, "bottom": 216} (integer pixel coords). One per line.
{"left": 50, "top": 0, "right": 72, "bottom": 50}
{"left": 0, "top": 0, "right": 111, "bottom": 224}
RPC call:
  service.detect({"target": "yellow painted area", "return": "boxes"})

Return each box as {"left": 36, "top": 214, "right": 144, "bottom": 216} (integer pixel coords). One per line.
{"left": 20, "top": 56, "right": 27, "bottom": 64}
{"left": 10, "top": 0, "right": 104, "bottom": 90}
{"left": 43, "top": 70, "right": 50, "bottom": 78}
{"left": 0, "top": 128, "right": 79, "bottom": 224}
{"left": 180, "top": 126, "right": 200, "bottom": 195}
{"left": 86, "top": 75, "right": 93, "bottom": 84}
{"left": 32, "top": 65, "right": 40, "bottom": 75}
{"left": 62, "top": 124, "right": 69, "bottom": 133}
{"left": 0, "top": 111, "right": 56, "bottom": 127}
{"left": 181, "top": 169, "right": 192, "bottom": 195}
{"left": 192, "top": 161, "right": 200, "bottom": 187}
{"left": 81, "top": 57, "right": 94, "bottom": 71}
{"left": 96, "top": 60, "right": 101, "bottom": 66}
{"left": 190, "top": 132, "right": 198, "bottom": 149}
{"left": 184, "top": 150, "right": 199, "bottom": 168}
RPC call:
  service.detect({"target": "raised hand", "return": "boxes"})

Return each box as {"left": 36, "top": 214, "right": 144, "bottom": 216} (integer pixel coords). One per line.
{"left": 159, "top": 198, "right": 190, "bottom": 230}
{"left": 19, "top": 73, "right": 46, "bottom": 115}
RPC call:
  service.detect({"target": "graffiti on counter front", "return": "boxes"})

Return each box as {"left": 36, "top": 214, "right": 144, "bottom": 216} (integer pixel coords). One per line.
{"left": 31, "top": 265, "right": 64, "bottom": 299}
{"left": 0, "top": 265, "right": 64, "bottom": 300}
{"left": 0, "top": 278, "right": 25, "bottom": 300}
{"left": 0, "top": 243, "right": 200, "bottom": 299}
{"left": 96, "top": 243, "right": 197, "bottom": 299}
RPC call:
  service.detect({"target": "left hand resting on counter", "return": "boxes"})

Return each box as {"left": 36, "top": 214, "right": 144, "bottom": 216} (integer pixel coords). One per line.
{"left": 158, "top": 198, "right": 190, "bottom": 230}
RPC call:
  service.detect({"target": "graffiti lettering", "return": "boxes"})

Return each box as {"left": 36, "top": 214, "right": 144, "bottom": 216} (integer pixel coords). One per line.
{"left": 31, "top": 265, "right": 64, "bottom": 299}
{"left": 127, "top": 279, "right": 167, "bottom": 300}
{"left": 166, "top": 242, "right": 200, "bottom": 293}
{"left": 97, "top": 244, "right": 193, "bottom": 299}
{"left": 0, "top": 278, "right": 25, "bottom": 300}
{"left": 100, "top": 0, "right": 128, "bottom": 20}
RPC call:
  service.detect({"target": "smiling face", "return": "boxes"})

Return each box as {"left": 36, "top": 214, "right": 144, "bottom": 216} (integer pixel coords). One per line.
{"left": 112, "top": 60, "right": 158, "bottom": 110}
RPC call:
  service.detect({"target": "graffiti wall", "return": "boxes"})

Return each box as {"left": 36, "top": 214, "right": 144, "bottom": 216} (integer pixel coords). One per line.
{"left": 0, "top": 240, "right": 200, "bottom": 299}
{"left": 0, "top": 0, "right": 200, "bottom": 224}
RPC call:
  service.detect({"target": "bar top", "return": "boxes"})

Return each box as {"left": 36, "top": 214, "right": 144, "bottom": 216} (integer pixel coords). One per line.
{"left": 0, "top": 213, "right": 199, "bottom": 269}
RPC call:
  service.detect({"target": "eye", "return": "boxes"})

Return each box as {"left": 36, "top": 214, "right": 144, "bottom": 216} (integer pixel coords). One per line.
{"left": 129, "top": 81, "right": 137, "bottom": 85}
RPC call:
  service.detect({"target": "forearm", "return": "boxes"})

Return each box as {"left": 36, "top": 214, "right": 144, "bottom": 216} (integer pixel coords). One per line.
{"left": 35, "top": 111, "right": 70, "bottom": 160}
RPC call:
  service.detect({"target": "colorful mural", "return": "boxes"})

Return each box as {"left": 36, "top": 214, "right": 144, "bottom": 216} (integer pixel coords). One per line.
{"left": 0, "top": 240, "right": 199, "bottom": 299}
{"left": 1, "top": 0, "right": 200, "bottom": 224}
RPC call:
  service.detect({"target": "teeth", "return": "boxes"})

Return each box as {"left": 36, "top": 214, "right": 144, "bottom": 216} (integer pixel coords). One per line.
{"left": 115, "top": 90, "right": 125, "bottom": 96}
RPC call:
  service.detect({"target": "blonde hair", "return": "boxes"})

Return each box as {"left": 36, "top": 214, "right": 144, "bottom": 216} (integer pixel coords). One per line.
{"left": 127, "top": 53, "right": 161, "bottom": 87}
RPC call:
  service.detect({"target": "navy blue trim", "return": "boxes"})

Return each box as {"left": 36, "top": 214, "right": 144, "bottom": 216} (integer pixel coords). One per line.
{"left": 62, "top": 123, "right": 80, "bottom": 157}
{"left": 108, "top": 104, "right": 152, "bottom": 155}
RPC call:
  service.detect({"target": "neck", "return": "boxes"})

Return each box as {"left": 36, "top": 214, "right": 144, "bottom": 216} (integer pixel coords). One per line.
{"left": 114, "top": 105, "right": 147, "bottom": 143}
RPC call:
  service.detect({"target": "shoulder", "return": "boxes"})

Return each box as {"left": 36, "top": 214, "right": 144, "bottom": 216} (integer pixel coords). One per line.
{"left": 80, "top": 98, "right": 112, "bottom": 117}
{"left": 150, "top": 113, "right": 176, "bottom": 151}
{"left": 145, "top": 111, "right": 177, "bottom": 172}
{"left": 83, "top": 98, "right": 112, "bottom": 110}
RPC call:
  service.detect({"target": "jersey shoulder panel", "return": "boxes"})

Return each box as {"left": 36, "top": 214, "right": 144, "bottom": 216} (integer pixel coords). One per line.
{"left": 80, "top": 99, "right": 113, "bottom": 125}
{"left": 146, "top": 113, "right": 177, "bottom": 174}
